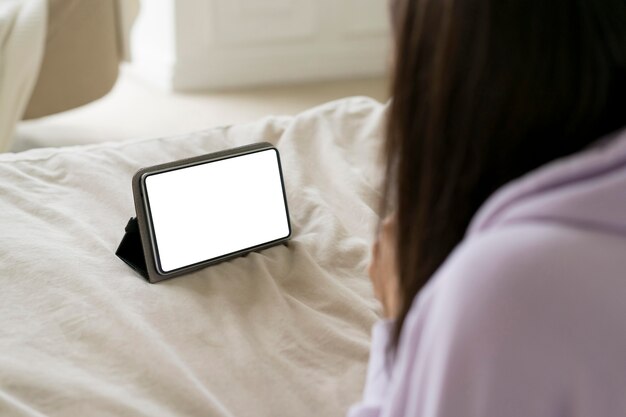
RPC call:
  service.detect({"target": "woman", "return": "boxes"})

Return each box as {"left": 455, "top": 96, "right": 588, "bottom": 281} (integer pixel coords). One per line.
{"left": 350, "top": 0, "right": 626, "bottom": 416}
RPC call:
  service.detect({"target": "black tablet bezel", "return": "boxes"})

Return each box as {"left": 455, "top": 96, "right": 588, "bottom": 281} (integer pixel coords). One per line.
{"left": 132, "top": 142, "right": 292, "bottom": 283}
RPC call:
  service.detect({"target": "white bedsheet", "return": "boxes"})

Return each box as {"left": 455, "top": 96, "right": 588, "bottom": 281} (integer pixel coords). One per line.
{"left": 0, "top": 97, "right": 386, "bottom": 417}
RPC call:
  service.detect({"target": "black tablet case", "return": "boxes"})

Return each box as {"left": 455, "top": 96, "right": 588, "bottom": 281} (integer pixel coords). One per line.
{"left": 116, "top": 142, "right": 291, "bottom": 283}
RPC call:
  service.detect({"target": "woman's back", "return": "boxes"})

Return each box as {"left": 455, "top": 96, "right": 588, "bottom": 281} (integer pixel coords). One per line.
{"left": 350, "top": 127, "right": 626, "bottom": 416}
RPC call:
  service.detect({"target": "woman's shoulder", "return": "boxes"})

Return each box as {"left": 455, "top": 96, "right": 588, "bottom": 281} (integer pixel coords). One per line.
{"left": 382, "top": 222, "right": 626, "bottom": 416}
{"left": 416, "top": 221, "right": 626, "bottom": 335}
{"left": 432, "top": 221, "right": 626, "bottom": 305}
{"left": 395, "top": 222, "right": 626, "bottom": 415}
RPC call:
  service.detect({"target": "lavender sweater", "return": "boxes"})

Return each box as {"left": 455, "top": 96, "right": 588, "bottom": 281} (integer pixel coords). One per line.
{"left": 349, "top": 128, "right": 626, "bottom": 417}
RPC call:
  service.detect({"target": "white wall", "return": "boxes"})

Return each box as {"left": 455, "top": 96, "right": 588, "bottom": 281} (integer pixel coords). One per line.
{"left": 128, "top": 0, "right": 391, "bottom": 91}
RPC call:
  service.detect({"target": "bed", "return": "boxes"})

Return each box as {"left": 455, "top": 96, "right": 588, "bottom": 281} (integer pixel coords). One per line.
{"left": 0, "top": 97, "right": 386, "bottom": 416}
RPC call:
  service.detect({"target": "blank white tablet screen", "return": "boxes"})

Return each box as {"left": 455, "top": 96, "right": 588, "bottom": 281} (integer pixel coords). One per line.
{"left": 144, "top": 149, "right": 290, "bottom": 273}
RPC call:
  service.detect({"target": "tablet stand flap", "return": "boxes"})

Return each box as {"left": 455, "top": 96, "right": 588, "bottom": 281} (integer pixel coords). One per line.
{"left": 115, "top": 217, "right": 148, "bottom": 279}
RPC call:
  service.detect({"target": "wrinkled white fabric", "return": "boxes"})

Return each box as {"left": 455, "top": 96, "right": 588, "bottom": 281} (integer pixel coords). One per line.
{"left": 0, "top": 97, "right": 386, "bottom": 417}
{"left": 0, "top": 0, "right": 46, "bottom": 152}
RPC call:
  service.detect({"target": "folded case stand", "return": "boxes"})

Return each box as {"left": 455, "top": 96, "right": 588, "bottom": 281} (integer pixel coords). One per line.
{"left": 115, "top": 217, "right": 149, "bottom": 279}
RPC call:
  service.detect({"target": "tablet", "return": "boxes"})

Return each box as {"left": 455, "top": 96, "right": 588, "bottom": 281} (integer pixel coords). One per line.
{"left": 131, "top": 142, "right": 291, "bottom": 283}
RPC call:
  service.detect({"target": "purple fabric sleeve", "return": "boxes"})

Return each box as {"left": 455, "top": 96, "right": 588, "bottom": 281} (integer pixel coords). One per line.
{"left": 347, "top": 320, "right": 394, "bottom": 417}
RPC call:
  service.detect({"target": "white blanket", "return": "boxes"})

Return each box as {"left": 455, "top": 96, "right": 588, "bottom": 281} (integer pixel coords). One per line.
{"left": 0, "top": 97, "right": 386, "bottom": 417}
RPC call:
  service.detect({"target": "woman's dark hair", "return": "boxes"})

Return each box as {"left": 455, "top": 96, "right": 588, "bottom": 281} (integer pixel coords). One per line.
{"left": 385, "top": 0, "right": 626, "bottom": 346}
